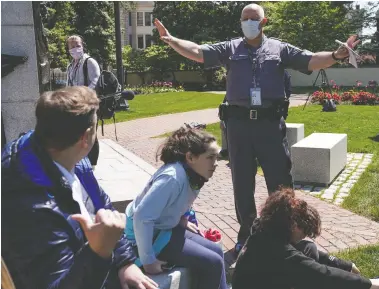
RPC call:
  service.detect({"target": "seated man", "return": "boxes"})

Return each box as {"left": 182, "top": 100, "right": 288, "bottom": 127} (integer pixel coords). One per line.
{"left": 1, "top": 86, "right": 158, "bottom": 289}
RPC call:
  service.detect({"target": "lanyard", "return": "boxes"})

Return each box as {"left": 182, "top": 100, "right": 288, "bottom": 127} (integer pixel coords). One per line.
{"left": 68, "top": 60, "right": 81, "bottom": 86}
{"left": 247, "top": 47, "right": 258, "bottom": 88}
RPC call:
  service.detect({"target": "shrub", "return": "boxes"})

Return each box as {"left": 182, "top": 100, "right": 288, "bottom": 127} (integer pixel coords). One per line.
{"left": 311, "top": 80, "right": 378, "bottom": 105}
{"left": 126, "top": 81, "right": 184, "bottom": 95}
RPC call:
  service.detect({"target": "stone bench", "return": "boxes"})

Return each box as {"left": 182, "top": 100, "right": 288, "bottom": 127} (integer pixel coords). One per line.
{"left": 291, "top": 133, "right": 347, "bottom": 186}
{"left": 148, "top": 268, "right": 194, "bottom": 289}
{"left": 286, "top": 123, "right": 304, "bottom": 147}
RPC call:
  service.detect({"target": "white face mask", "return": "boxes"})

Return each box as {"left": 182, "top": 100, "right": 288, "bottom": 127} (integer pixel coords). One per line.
{"left": 241, "top": 19, "right": 261, "bottom": 40}
{"left": 69, "top": 47, "right": 84, "bottom": 60}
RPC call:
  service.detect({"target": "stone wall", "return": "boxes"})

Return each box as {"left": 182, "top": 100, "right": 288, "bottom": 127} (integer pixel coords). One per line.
{"left": 124, "top": 68, "right": 379, "bottom": 87}
{"left": 1, "top": 1, "right": 40, "bottom": 143}
{"left": 288, "top": 67, "right": 379, "bottom": 87}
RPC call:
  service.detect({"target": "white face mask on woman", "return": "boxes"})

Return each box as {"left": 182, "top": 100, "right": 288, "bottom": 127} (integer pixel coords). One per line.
{"left": 69, "top": 47, "right": 84, "bottom": 60}
{"left": 241, "top": 19, "right": 261, "bottom": 40}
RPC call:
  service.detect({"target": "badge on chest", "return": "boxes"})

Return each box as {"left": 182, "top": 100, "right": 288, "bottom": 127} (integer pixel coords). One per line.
{"left": 250, "top": 87, "right": 262, "bottom": 106}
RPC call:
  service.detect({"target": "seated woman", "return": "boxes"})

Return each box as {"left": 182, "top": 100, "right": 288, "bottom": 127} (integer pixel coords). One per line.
{"left": 125, "top": 127, "right": 228, "bottom": 289}
{"left": 232, "top": 188, "right": 379, "bottom": 289}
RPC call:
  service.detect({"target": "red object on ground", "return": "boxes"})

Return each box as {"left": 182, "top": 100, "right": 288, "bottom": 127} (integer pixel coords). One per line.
{"left": 204, "top": 228, "right": 222, "bottom": 242}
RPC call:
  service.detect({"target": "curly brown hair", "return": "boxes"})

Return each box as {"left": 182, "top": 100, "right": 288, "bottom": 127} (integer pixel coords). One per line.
{"left": 156, "top": 127, "right": 216, "bottom": 164}
{"left": 258, "top": 188, "right": 321, "bottom": 243}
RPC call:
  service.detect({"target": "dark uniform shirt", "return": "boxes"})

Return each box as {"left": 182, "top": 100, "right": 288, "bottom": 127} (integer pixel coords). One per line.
{"left": 201, "top": 35, "right": 312, "bottom": 108}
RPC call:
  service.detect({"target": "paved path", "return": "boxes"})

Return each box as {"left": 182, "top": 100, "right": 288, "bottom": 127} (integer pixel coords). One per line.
{"left": 98, "top": 95, "right": 379, "bottom": 269}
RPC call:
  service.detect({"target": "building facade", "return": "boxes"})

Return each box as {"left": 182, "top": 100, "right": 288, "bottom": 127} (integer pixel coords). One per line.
{"left": 121, "top": 1, "right": 155, "bottom": 49}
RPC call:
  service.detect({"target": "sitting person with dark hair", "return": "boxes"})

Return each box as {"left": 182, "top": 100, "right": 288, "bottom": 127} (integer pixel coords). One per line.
{"left": 2, "top": 86, "right": 157, "bottom": 289}
{"left": 232, "top": 188, "right": 379, "bottom": 289}
{"left": 125, "top": 127, "right": 229, "bottom": 289}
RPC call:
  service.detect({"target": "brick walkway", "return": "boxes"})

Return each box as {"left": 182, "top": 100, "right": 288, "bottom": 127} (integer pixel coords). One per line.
{"left": 100, "top": 95, "right": 379, "bottom": 269}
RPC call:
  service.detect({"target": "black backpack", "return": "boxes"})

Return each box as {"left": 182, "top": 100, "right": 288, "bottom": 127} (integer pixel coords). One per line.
{"left": 322, "top": 99, "right": 337, "bottom": 112}
{"left": 83, "top": 57, "right": 120, "bottom": 139}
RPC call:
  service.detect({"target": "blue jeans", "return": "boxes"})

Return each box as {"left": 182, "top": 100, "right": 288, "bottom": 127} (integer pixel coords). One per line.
{"left": 158, "top": 225, "right": 227, "bottom": 289}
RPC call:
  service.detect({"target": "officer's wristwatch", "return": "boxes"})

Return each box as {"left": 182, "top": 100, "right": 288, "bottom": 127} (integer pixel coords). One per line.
{"left": 332, "top": 51, "right": 348, "bottom": 61}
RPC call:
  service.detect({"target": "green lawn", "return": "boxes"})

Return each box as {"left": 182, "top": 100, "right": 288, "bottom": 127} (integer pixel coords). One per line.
{"left": 108, "top": 92, "right": 224, "bottom": 123}
{"left": 288, "top": 105, "right": 379, "bottom": 222}
{"left": 334, "top": 244, "right": 379, "bottom": 278}
{"left": 205, "top": 105, "right": 379, "bottom": 221}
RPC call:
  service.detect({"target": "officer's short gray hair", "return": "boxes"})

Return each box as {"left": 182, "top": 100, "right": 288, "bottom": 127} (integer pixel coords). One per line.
{"left": 242, "top": 4, "right": 265, "bottom": 20}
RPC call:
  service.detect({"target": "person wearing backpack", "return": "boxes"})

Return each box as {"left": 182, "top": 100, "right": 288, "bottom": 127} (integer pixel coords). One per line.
{"left": 66, "top": 35, "right": 101, "bottom": 169}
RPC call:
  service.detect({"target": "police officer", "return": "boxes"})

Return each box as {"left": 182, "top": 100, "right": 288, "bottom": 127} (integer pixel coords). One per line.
{"left": 220, "top": 70, "right": 291, "bottom": 155}
{"left": 154, "top": 4, "right": 359, "bottom": 253}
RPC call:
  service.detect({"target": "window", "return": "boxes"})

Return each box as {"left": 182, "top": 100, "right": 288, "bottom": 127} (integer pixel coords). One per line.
{"left": 145, "top": 35, "right": 153, "bottom": 48}
{"left": 128, "top": 12, "right": 132, "bottom": 26}
{"left": 137, "top": 12, "right": 143, "bottom": 26}
{"left": 145, "top": 12, "right": 152, "bottom": 26}
{"left": 129, "top": 34, "right": 133, "bottom": 47}
{"left": 137, "top": 35, "right": 144, "bottom": 49}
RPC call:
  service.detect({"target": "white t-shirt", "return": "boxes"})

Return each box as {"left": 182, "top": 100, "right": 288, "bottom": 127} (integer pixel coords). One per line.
{"left": 54, "top": 162, "right": 96, "bottom": 221}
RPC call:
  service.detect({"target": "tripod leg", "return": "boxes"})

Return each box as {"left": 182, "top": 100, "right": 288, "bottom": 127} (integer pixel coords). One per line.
{"left": 303, "top": 70, "right": 322, "bottom": 110}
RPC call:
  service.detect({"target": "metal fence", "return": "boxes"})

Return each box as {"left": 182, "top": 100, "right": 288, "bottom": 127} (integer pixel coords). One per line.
{"left": 50, "top": 69, "right": 125, "bottom": 90}
{"left": 50, "top": 70, "right": 67, "bottom": 90}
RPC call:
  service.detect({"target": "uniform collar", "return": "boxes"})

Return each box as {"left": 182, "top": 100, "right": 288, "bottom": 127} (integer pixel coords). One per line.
{"left": 243, "top": 34, "right": 267, "bottom": 49}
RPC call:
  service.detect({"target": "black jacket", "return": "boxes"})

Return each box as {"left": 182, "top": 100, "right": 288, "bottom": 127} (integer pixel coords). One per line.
{"left": 1, "top": 131, "right": 136, "bottom": 289}
{"left": 232, "top": 219, "right": 371, "bottom": 289}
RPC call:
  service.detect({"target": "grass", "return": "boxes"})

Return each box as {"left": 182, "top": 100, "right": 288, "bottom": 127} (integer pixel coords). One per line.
{"left": 287, "top": 105, "right": 379, "bottom": 222}
{"left": 107, "top": 91, "right": 224, "bottom": 123}
{"left": 334, "top": 244, "right": 379, "bottom": 278}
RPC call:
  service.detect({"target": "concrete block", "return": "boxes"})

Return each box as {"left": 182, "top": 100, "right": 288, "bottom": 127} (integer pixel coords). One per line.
{"left": 148, "top": 267, "right": 193, "bottom": 289}
{"left": 286, "top": 123, "right": 304, "bottom": 147}
{"left": 291, "top": 133, "right": 347, "bottom": 186}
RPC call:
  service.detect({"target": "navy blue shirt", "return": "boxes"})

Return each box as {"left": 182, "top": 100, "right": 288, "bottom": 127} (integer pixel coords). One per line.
{"left": 201, "top": 36, "right": 312, "bottom": 107}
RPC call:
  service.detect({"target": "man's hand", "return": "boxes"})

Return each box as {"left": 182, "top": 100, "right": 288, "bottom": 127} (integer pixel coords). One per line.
{"left": 154, "top": 18, "right": 173, "bottom": 44}
{"left": 118, "top": 264, "right": 158, "bottom": 289}
{"left": 334, "top": 35, "right": 360, "bottom": 59}
{"left": 72, "top": 209, "right": 125, "bottom": 259}
{"left": 351, "top": 263, "right": 361, "bottom": 274}
{"left": 143, "top": 260, "right": 167, "bottom": 275}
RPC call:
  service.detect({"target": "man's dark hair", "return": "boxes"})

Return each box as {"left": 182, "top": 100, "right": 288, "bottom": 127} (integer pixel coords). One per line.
{"left": 35, "top": 86, "right": 99, "bottom": 150}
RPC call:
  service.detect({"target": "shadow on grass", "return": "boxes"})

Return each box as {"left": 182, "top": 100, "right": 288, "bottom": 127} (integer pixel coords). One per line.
{"left": 369, "top": 135, "right": 379, "bottom": 142}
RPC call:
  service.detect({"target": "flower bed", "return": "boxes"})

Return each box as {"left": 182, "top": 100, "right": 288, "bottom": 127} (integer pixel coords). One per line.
{"left": 311, "top": 80, "right": 379, "bottom": 105}
{"left": 126, "top": 81, "right": 184, "bottom": 95}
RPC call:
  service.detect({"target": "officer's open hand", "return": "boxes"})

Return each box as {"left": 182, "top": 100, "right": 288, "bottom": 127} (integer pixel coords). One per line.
{"left": 154, "top": 18, "right": 173, "bottom": 44}
{"left": 335, "top": 35, "right": 360, "bottom": 59}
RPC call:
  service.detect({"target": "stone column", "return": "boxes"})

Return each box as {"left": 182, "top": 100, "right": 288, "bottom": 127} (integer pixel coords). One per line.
{"left": 1, "top": 2, "right": 45, "bottom": 143}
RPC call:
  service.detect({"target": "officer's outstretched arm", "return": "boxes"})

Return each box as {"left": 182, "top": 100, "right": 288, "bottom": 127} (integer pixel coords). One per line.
{"left": 308, "top": 35, "right": 359, "bottom": 71}
{"left": 154, "top": 18, "right": 204, "bottom": 63}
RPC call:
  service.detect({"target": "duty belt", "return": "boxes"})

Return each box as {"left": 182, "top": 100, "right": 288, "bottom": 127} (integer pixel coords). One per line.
{"left": 225, "top": 105, "right": 283, "bottom": 120}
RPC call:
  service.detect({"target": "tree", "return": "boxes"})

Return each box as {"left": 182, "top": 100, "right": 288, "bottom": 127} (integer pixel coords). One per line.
{"left": 144, "top": 45, "right": 179, "bottom": 80}
{"left": 260, "top": 1, "right": 359, "bottom": 52}
{"left": 127, "top": 49, "right": 148, "bottom": 84}
{"left": 72, "top": 1, "right": 115, "bottom": 68}
{"left": 40, "top": 1, "right": 75, "bottom": 69}
{"left": 152, "top": 1, "right": 251, "bottom": 44}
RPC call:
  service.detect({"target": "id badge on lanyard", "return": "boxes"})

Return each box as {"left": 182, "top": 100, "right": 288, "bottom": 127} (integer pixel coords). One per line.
{"left": 250, "top": 87, "right": 262, "bottom": 106}
{"left": 248, "top": 48, "right": 262, "bottom": 107}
